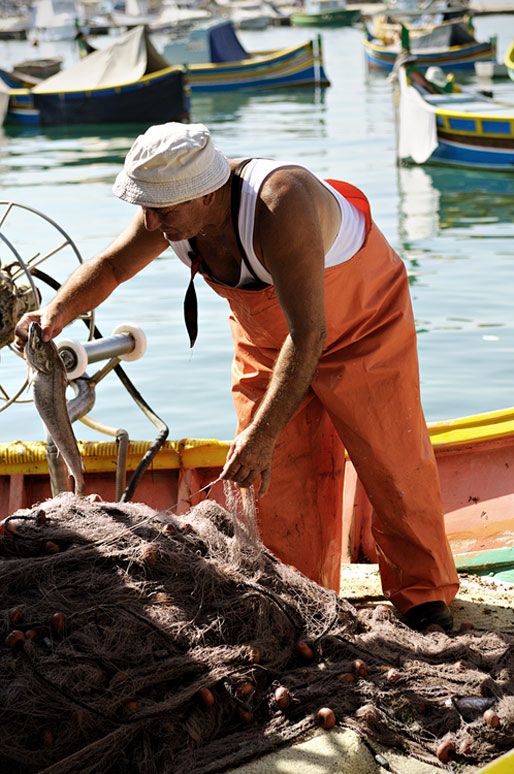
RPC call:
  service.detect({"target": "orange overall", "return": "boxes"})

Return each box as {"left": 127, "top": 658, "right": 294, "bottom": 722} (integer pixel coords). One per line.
{"left": 204, "top": 180, "right": 459, "bottom": 614}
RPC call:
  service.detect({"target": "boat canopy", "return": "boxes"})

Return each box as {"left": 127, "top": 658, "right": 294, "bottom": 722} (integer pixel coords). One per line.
{"left": 33, "top": 26, "right": 170, "bottom": 93}
{"left": 163, "top": 21, "right": 250, "bottom": 66}
{"left": 410, "top": 21, "right": 475, "bottom": 51}
{"left": 209, "top": 21, "right": 249, "bottom": 63}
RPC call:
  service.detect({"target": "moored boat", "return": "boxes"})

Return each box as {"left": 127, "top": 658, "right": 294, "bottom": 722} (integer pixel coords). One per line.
{"left": 394, "top": 59, "right": 514, "bottom": 170}
{"left": 161, "top": 19, "right": 330, "bottom": 91}
{"left": 28, "top": 0, "right": 88, "bottom": 42}
{"left": 364, "top": 18, "right": 497, "bottom": 71}
{"left": 0, "top": 26, "right": 190, "bottom": 127}
{"left": 11, "top": 57, "right": 63, "bottom": 79}
{"left": 290, "top": 0, "right": 361, "bottom": 27}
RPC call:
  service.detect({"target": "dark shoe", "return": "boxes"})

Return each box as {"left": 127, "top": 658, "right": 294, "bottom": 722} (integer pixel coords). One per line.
{"left": 405, "top": 601, "right": 453, "bottom": 632}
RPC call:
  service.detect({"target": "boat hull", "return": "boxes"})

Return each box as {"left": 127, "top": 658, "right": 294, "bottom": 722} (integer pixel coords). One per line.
{"left": 428, "top": 136, "right": 514, "bottom": 171}
{"left": 184, "top": 40, "right": 330, "bottom": 92}
{"left": 364, "top": 36, "right": 497, "bottom": 72}
{"left": 2, "top": 407, "right": 514, "bottom": 580}
{"left": 290, "top": 9, "right": 360, "bottom": 26}
{"left": 4, "top": 67, "right": 190, "bottom": 126}
{"left": 395, "top": 65, "right": 514, "bottom": 171}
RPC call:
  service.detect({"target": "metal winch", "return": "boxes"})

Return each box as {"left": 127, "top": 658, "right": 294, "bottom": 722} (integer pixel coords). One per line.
{"left": 0, "top": 201, "right": 168, "bottom": 501}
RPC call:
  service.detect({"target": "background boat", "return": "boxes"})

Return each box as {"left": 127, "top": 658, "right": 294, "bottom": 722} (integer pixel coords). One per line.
{"left": 394, "top": 58, "right": 514, "bottom": 169}
{"left": 364, "top": 16, "right": 497, "bottom": 70}
{"left": 0, "top": 7, "right": 31, "bottom": 39}
{"left": 161, "top": 19, "right": 330, "bottom": 90}
{"left": 290, "top": 0, "right": 361, "bottom": 27}
{"left": 10, "top": 56, "right": 63, "bottom": 78}
{"left": 1, "top": 25, "right": 190, "bottom": 126}
{"left": 149, "top": 0, "right": 213, "bottom": 32}
{"left": 28, "top": 0, "right": 89, "bottom": 42}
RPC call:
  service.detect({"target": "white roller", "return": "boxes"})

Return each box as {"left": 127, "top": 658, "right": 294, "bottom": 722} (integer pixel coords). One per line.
{"left": 112, "top": 323, "right": 147, "bottom": 361}
{"left": 57, "top": 338, "right": 89, "bottom": 380}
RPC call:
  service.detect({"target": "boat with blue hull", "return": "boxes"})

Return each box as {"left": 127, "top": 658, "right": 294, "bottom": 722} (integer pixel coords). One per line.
{"left": 364, "top": 19, "right": 497, "bottom": 72}
{"left": 162, "top": 20, "right": 330, "bottom": 92}
{"left": 394, "top": 60, "right": 514, "bottom": 170}
{"left": 505, "top": 39, "right": 514, "bottom": 82}
{"left": 0, "top": 26, "right": 190, "bottom": 127}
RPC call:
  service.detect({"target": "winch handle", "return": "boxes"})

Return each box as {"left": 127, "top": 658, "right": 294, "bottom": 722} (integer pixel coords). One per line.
{"left": 57, "top": 323, "right": 147, "bottom": 380}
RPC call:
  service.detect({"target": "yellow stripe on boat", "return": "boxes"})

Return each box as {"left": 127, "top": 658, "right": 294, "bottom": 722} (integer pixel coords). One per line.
{"left": 2, "top": 406, "right": 514, "bottom": 475}
{"left": 478, "top": 749, "right": 514, "bottom": 773}
{"left": 0, "top": 438, "right": 231, "bottom": 475}
{"left": 428, "top": 406, "right": 514, "bottom": 447}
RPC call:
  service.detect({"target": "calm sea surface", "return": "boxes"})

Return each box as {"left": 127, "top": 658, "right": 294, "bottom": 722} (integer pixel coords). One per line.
{"left": 1, "top": 14, "right": 514, "bottom": 444}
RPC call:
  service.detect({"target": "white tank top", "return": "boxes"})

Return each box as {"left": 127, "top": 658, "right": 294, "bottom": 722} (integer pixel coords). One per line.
{"left": 168, "top": 159, "right": 366, "bottom": 287}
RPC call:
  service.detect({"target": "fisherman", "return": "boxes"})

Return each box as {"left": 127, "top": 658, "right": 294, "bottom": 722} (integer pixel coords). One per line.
{"left": 15, "top": 122, "right": 460, "bottom": 631}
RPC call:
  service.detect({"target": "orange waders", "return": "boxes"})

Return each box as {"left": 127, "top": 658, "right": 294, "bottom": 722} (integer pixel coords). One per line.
{"left": 205, "top": 181, "right": 459, "bottom": 614}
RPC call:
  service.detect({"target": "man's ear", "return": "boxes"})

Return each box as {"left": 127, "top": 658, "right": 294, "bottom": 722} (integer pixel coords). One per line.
{"left": 202, "top": 191, "right": 216, "bottom": 206}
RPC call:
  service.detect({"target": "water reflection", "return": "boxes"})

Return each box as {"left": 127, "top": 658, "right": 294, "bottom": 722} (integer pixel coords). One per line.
{"left": 192, "top": 87, "right": 326, "bottom": 121}
{"left": 397, "top": 165, "right": 514, "bottom": 242}
{"left": 0, "top": 122, "right": 149, "bottom": 142}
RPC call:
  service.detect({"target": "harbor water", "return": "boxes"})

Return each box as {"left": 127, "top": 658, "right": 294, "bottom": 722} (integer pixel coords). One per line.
{"left": 1, "top": 14, "right": 514, "bottom": 444}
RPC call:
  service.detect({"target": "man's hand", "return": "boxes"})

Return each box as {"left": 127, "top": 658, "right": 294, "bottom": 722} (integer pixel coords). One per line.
{"left": 14, "top": 308, "right": 63, "bottom": 353}
{"left": 220, "top": 424, "right": 276, "bottom": 496}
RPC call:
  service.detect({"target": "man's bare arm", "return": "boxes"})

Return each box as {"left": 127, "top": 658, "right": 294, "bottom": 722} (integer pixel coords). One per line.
{"left": 14, "top": 210, "right": 168, "bottom": 350}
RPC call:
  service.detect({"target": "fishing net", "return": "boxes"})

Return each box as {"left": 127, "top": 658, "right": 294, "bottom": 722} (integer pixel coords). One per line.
{"left": 0, "top": 263, "right": 38, "bottom": 349}
{"left": 1, "top": 489, "right": 513, "bottom": 773}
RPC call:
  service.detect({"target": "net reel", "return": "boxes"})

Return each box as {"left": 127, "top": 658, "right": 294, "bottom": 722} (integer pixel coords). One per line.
{"left": 0, "top": 201, "right": 168, "bottom": 502}
{"left": 0, "top": 200, "right": 95, "bottom": 413}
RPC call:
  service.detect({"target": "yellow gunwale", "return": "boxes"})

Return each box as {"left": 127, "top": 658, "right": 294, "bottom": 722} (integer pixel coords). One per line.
{"left": 32, "top": 64, "right": 186, "bottom": 96}
{"left": 435, "top": 108, "right": 514, "bottom": 139}
{"left": 2, "top": 406, "right": 514, "bottom": 475}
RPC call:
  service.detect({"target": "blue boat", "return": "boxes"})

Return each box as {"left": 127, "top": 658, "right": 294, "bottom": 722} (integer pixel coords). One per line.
{"left": 1, "top": 26, "right": 189, "bottom": 127}
{"left": 394, "top": 60, "right": 514, "bottom": 170}
{"left": 162, "top": 20, "right": 330, "bottom": 92}
{"left": 364, "top": 18, "right": 496, "bottom": 72}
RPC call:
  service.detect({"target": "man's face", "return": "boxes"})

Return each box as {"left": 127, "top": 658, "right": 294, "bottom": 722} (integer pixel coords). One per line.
{"left": 142, "top": 197, "right": 208, "bottom": 241}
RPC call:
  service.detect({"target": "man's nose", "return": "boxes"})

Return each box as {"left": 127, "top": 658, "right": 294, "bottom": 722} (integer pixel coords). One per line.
{"left": 142, "top": 208, "right": 162, "bottom": 231}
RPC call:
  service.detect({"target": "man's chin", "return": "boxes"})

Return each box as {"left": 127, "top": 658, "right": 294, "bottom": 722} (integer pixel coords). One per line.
{"left": 162, "top": 229, "right": 196, "bottom": 242}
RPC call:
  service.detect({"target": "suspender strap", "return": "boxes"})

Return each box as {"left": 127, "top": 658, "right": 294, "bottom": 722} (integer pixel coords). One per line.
{"left": 184, "top": 158, "right": 270, "bottom": 346}
{"left": 231, "top": 158, "right": 269, "bottom": 288}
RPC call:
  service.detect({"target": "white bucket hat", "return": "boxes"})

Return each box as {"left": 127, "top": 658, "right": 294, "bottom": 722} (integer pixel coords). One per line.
{"left": 112, "top": 122, "right": 231, "bottom": 207}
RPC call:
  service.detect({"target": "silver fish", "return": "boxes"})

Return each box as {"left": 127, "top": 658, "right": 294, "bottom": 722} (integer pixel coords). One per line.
{"left": 25, "top": 321, "right": 85, "bottom": 497}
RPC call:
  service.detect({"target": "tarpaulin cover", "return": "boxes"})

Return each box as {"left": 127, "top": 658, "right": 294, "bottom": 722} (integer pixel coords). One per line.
{"left": 209, "top": 21, "right": 249, "bottom": 63}
{"left": 33, "top": 25, "right": 170, "bottom": 93}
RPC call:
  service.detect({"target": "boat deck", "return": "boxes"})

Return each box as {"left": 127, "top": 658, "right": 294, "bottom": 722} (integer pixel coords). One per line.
{"left": 425, "top": 92, "right": 514, "bottom": 115}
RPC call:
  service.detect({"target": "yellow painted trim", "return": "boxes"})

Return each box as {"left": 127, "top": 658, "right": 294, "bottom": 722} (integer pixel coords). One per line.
{"left": 435, "top": 107, "right": 514, "bottom": 139}
{"left": 187, "top": 42, "right": 311, "bottom": 74}
{"left": 2, "top": 407, "right": 514, "bottom": 476}
{"left": 0, "top": 438, "right": 230, "bottom": 475}
{"left": 478, "top": 749, "right": 514, "bottom": 773}
{"left": 428, "top": 406, "right": 514, "bottom": 447}
{"left": 33, "top": 65, "right": 185, "bottom": 95}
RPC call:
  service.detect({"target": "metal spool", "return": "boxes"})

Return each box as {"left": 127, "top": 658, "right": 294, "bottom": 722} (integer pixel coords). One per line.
{"left": 0, "top": 201, "right": 95, "bottom": 413}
